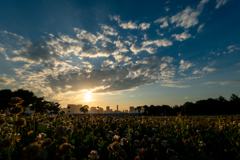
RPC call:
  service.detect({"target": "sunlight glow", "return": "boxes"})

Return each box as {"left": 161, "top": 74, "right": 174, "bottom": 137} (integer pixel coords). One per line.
{"left": 84, "top": 91, "right": 92, "bottom": 102}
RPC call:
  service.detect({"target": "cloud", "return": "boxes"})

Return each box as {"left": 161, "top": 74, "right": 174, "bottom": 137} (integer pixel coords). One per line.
{"left": 119, "top": 21, "right": 138, "bottom": 29}
{"left": 227, "top": 45, "right": 240, "bottom": 53}
{"left": 138, "top": 23, "right": 151, "bottom": 30}
{"left": 109, "top": 15, "right": 121, "bottom": 23}
{"left": 172, "top": 30, "right": 191, "bottom": 41}
{"left": 202, "top": 67, "right": 216, "bottom": 72}
{"left": 178, "top": 60, "right": 194, "bottom": 73}
{"left": 165, "top": 7, "right": 170, "bottom": 12}
{"left": 100, "top": 24, "right": 118, "bottom": 36}
{"left": 43, "top": 56, "right": 175, "bottom": 94}
{"left": 161, "top": 83, "right": 190, "bottom": 88}
{"left": 0, "top": 77, "right": 15, "bottom": 85}
{"left": 197, "top": 23, "right": 205, "bottom": 33}
{"left": 130, "top": 38, "right": 172, "bottom": 55}
{"left": 215, "top": 0, "right": 229, "bottom": 9}
{"left": 170, "top": 0, "right": 209, "bottom": 29}
{"left": 154, "top": 17, "right": 169, "bottom": 28}
{"left": 110, "top": 15, "right": 150, "bottom": 30}
{"left": 204, "top": 80, "right": 240, "bottom": 86}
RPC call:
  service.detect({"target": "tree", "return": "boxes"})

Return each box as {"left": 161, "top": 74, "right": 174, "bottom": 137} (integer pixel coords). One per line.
{"left": 80, "top": 105, "right": 89, "bottom": 115}
{"left": 135, "top": 106, "right": 142, "bottom": 116}
{"left": 143, "top": 105, "right": 149, "bottom": 115}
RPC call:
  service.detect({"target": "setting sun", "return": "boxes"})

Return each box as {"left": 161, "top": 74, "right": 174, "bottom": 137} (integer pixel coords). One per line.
{"left": 84, "top": 92, "right": 92, "bottom": 102}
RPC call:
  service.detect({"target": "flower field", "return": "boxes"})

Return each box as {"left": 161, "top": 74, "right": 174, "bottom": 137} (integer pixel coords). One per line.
{"left": 1, "top": 98, "right": 240, "bottom": 160}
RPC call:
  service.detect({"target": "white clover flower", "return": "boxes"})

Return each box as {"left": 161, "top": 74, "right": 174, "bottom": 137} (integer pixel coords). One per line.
{"left": 120, "top": 138, "right": 128, "bottom": 146}
{"left": 113, "top": 135, "right": 120, "bottom": 141}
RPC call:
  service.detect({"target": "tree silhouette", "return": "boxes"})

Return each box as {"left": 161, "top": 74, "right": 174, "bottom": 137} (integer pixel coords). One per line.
{"left": 0, "top": 89, "right": 61, "bottom": 114}
{"left": 80, "top": 105, "right": 89, "bottom": 115}
{"left": 135, "top": 106, "right": 142, "bottom": 116}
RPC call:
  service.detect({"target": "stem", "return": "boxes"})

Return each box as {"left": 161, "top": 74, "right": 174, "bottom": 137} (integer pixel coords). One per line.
{"left": 8, "top": 146, "right": 11, "bottom": 160}
{"left": 223, "top": 130, "right": 238, "bottom": 154}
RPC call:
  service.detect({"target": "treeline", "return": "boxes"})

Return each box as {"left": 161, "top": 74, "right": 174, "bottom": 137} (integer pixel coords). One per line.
{"left": 136, "top": 94, "right": 240, "bottom": 116}
{"left": 0, "top": 89, "right": 61, "bottom": 113}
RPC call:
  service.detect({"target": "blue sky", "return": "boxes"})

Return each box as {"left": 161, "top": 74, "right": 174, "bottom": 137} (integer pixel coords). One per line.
{"left": 0, "top": 0, "right": 240, "bottom": 110}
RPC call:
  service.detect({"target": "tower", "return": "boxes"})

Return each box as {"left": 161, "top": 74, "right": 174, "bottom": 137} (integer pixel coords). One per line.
{"left": 117, "top": 105, "right": 118, "bottom": 111}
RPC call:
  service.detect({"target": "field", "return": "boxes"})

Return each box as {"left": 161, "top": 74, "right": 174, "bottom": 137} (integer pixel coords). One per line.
{"left": 1, "top": 99, "right": 240, "bottom": 160}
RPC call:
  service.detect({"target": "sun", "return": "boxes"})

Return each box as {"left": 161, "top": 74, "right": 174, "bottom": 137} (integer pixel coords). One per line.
{"left": 84, "top": 92, "right": 92, "bottom": 102}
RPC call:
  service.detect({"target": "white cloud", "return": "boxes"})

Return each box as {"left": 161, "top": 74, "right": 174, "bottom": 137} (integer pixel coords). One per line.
{"left": 0, "top": 77, "right": 15, "bottom": 85}
{"left": 193, "top": 70, "right": 202, "bottom": 74}
{"left": 139, "top": 23, "right": 151, "bottom": 30}
{"left": 172, "top": 30, "right": 191, "bottom": 41}
{"left": 119, "top": 21, "right": 138, "bottom": 29}
{"left": 109, "top": 15, "right": 121, "bottom": 23}
{"left": 142, "top": 38, "right": 173, "bottom": 47}
{"left": 154, "top": 17, "right": 169, "bottom": 28}
{"left": 204, "top": 80, "right": 240, "bottom": 86}
{"left": 215, "top": 0, "right": 229, "bottom": 9}
{"left": 178, "top": 60, "right": 194, "bottom": 73}
{"left": 100, "top": 24, "right": 118, "bottom": 36}
{"left": 202, "top": 67, "right": 216, "bottom": 72}
{"left": 165, "top": 7, "right": 170, "bottom": 12}
{"left": 161, "top": 83, "right": 190, "bottom": 88}
{"left": 197, "top": 23, "right": 205, "bottom": 33}
{"left": 155, "top": 29, "right": 164, "bottom": 36}
{"left": 170, "top": 0, "right": 209, "bottom": 29}
{"left": 130, "top": 38, "right": 172, "bottom": 55}
{"left": 227, "top": 45, "right": 240, "bottom": 53}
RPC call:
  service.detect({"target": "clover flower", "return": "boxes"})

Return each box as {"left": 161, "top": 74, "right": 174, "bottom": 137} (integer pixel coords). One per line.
{"left": 88, "top": 150, "right": 100, "bottom": 160}
{"left": 113, "top": 135, "right": 120, "bottom": 141}
{"left": 120, "top": 138, "right": 128, "bottom": 146}
{"left": 199, "top": 141, "right": 206, "bottom": 147}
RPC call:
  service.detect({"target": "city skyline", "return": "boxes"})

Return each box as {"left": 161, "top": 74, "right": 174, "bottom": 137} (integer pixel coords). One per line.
{"left": 0, "top": 0, "right": 240, "bottom": 111}
{"left": 61, "top": 104, "right": 134, "bottom": 114}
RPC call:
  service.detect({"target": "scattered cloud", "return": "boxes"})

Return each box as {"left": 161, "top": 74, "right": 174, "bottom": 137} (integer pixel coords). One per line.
{"left": 202, "top": 66, "right": 216, "bottom": 72}
{"left": 172, "top": 30, "right": 191, "bottom": 41}
{"left": 215, "top": 0, "right": 229, "bottom": 9}
{"left": 0, "top": 77, "right": 15, "bottom": 85}
{"left": 170, "top": 0, "right": 209, "bottom": 29}
{"left": 165, "top": 7, "right": 170, "bottom": 12}
{"left": 227, "top": 45, "right": 240, "bottom": 53}
{"left": 110, "top": 15, "right": 150, "bottom": 30}
{"left": 161, "top": 83, "right": 190, "bottom": 88}
{"left": 139, "top": 23, "right": 151, "bottom": 30}
{"left": 154, "top": 17, "right": 169, "bottom": 28}
{"left": 197, "top": 23, "right": 205, "bottom": 33}
{"left": 178, "top": 60, "right": 194, "bottom": 73}
{"left": 204, "top": 80, "right": 240, "bottom": 86}
{"left": 100, "top": 24, "right": 118, "bottom": 36}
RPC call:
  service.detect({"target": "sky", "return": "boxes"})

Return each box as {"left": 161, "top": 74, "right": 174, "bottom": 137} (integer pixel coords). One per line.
{"left": 0, "top": 0, "right": 240, "bottom": 111}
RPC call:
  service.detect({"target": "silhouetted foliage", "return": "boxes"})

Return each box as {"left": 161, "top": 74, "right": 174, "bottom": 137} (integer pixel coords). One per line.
{"left": 0, "top": 89, "right": 61, "bottom": 113}
{"left": 141, "top": 94, "right": 240, "bottom": 116}
{"left": 80, "top": 105, "right": 89, "bottom": 114}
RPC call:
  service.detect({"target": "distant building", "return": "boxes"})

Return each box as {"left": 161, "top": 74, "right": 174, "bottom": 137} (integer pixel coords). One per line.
{"left": 67, "top": 104, "right": 82, "bottom": 113}
{"left": 90, "top": 107, "right": 97, "bottom": 113}
{"left": 129, "top": 106, "right": 135, "bottom": 113}
{"left": 117, "top": 105, "right": 118, "bottom": 111}
{"left": 125, "top": 110, "right": 128, "bottom": 113}
{"left": 98, "top": 107, "right": 103, "bottom": 113}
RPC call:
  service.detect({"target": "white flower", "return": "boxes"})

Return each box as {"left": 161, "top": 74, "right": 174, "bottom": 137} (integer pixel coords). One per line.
{"left": 113, "top": 135, "right": 120, "bottom": 141}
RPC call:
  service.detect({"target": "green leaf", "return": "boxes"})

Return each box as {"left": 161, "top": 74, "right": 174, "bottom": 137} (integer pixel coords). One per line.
{"left": 38, "top": 125, "right": 46, "bottom": 132}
